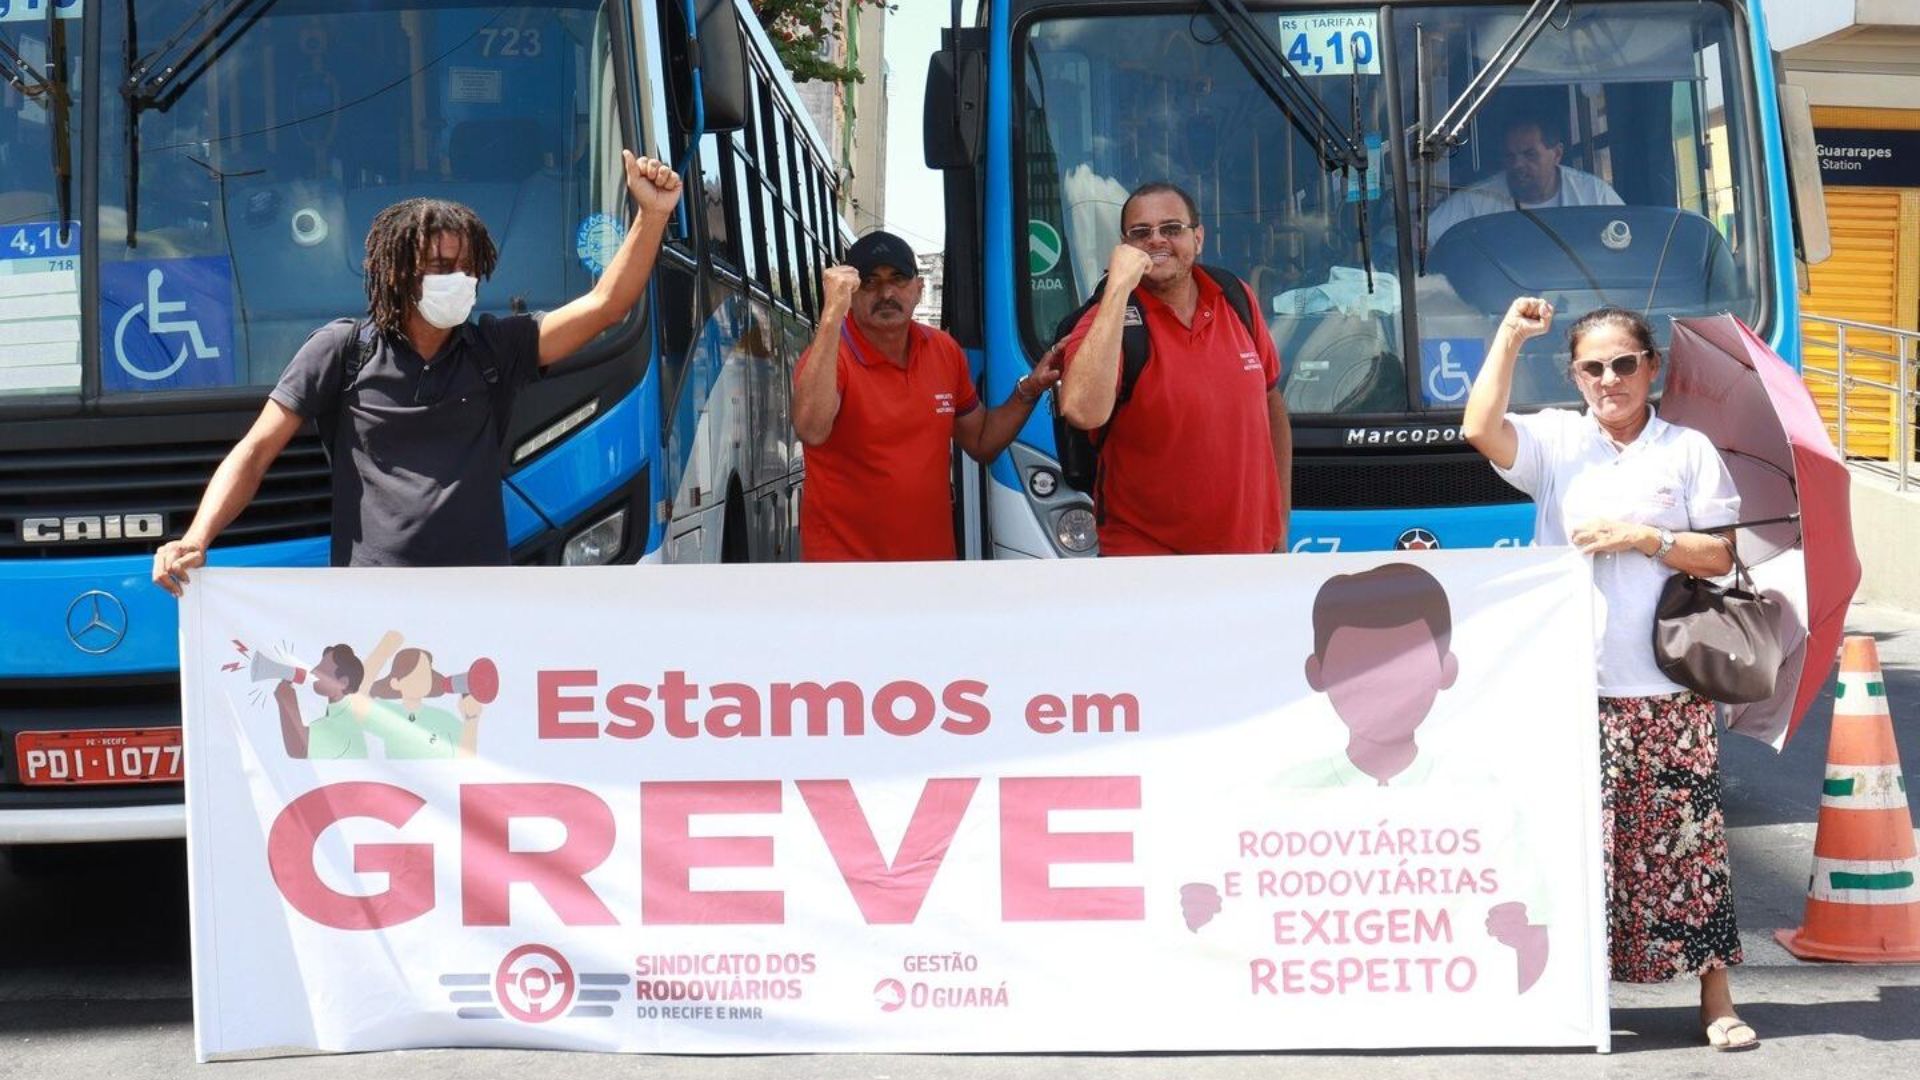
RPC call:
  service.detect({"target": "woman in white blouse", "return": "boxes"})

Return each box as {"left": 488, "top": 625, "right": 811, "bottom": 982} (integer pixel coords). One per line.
{"left": 1464, "top": 297, "right": 1757, "bottom": 1052}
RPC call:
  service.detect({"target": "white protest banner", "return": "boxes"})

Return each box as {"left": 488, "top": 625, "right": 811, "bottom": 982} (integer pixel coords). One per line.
{"left": 182, "top": 549, "right": 1607, "bottom": 1058}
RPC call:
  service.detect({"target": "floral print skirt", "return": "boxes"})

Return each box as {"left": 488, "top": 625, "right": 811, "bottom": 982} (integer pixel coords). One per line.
{"left": 1599, "top": 690, "right": 1742, "bottom": 983}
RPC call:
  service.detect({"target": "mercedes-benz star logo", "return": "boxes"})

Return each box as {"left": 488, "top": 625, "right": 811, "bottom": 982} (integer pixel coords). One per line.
{"left": 65, "top": 590, "right": 129, "bottom": 655}
{"left": 1395, "top": 528, "right": 1440, "bottom": 551}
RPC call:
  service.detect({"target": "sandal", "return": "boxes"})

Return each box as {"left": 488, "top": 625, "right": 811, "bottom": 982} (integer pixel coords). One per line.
{"left": 1704, "top": 1015, "right": 1760, "bottom": 1052}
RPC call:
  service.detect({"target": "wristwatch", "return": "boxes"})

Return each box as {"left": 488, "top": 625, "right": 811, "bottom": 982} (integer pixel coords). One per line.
{"left": 1652, "top": 527, "right": 1676, "bottom": 559}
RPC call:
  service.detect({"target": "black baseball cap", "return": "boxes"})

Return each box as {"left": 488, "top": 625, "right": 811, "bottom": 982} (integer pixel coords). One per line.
{"left": 846, "top": 230, "right": 917, "bottom": 279}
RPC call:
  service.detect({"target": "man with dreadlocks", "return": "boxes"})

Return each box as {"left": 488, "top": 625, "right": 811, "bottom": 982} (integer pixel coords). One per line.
{"left": 152, "top": 152, "right": 682, "bottom": 592}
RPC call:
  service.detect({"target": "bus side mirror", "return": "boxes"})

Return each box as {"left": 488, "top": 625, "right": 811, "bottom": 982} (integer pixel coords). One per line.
{"left": 667, "top": 0, "right": 749, "bottom": 134}
{"left": 1778, "top": 83, "right": 1831, "bottom": 268}
{"left": 924, "top": 29, "right": 986, "bottom": 169}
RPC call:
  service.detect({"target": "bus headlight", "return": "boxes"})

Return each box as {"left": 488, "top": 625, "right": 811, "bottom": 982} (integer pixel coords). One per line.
{"left": 1053, "top": 507, "right": 1097, "bottom": 553}
{"left": 1028, "top": 468, "right": 1059, "bottom": 499}
{"left": 563, "top": 509, "right": 627, "bottom": 566}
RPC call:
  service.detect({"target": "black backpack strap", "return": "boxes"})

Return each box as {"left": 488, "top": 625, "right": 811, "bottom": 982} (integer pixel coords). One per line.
{"left": 1049, "top": 275, "right": 1152, "bottom": 413}
{"left": 1047, "top": 276, "right": 1153, "bottom": 497}
{"left": 1198, "top": 264, "right": 1260, "bottom": 340}
{"left": 318, "top": 319, "right": 375, "bottom": 464}
{"left": 346, "top": 318, "right": 376, "bottom": 384}
{"left": 1050, "top": 282, "right": 1106, "bottom": 353}
{"left": 470, "top": 338, "right": 515, "bottom": 450}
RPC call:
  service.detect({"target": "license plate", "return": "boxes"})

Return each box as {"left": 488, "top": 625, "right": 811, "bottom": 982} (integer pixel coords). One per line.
{"left": 14, "top": 728, "right": 183, "bottom": 786}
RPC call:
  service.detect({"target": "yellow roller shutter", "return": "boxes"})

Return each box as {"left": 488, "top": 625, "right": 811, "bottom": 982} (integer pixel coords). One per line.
{"left": 1798, "top": 189, "right": 1913, "bottom": 460}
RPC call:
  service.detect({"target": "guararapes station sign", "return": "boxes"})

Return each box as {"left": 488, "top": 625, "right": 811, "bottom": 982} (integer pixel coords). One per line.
{"left": 1815, "top": 128, "right": 1920, "bottom": 188}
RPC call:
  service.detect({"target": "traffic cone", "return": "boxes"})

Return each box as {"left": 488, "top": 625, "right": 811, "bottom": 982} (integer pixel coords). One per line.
{"left": 1775, "top": 635, "right": 1920, "bottom": 962}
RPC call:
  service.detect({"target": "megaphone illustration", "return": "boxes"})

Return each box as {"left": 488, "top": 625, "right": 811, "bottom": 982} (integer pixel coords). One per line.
{"left": 250, "top": 653, "right": 310, "bottom": 684}
{"left": 433, "top": 658, "right": 499, "bottom": 704}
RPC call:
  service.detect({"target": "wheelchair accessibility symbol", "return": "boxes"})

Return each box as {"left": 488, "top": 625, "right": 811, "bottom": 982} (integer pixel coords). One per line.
{"left": 115, "top": 268, "right": 222, "bottom": 380}
{"left": 102, "top": 257, "right": 236, "bottom": 391}
{"left": 1418, "top": 337, "right": 1485, "bottom": 407}
{"left": 1426, "top": 342, "right": 1471, "bottom": 403}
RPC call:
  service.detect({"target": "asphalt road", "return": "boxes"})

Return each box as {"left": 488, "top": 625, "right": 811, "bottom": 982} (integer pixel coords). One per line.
{"left": 4, "top": 603, "right": 1918, "bottom": 1079}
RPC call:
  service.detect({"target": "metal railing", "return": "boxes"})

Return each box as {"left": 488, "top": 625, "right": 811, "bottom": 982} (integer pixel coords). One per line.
{"left": 1800, "top": 314, "right": 1918, "bottom": 492}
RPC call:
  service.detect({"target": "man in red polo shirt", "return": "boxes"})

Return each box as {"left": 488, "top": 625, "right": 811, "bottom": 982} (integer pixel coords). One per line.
{"left": 793, "top": 231, "right": 1061, "bottom": 561}
{"left": 1057, "top": 182, "right": 1292, "bottom": 555}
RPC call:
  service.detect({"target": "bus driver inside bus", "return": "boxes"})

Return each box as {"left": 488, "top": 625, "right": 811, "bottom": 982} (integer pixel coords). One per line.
{"left": 1426, "top": 108, "right": 1623, "bottom": 242}
{"left": 151, "top": 151, "right": 684, "bottom": 591}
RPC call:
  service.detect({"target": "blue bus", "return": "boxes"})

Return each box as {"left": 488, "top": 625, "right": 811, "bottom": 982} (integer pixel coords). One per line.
{"left": 924, "top": 0, "right": 1827, "bottom": 559}
{"left": 0, "top": 0, "right": 838, "bottom": 844}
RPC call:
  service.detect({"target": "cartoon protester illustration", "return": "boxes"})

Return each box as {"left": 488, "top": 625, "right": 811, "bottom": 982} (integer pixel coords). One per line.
{"left": 1289, "top": 562, "right": 1459, "bottom": 787}
{"left": 250, "top": 630, "right": 404, "bottom": 759}
{"left": 359, "top": 637, "right": 493, "bottom": 759}
{"left": 243, "top": 629, "right": 494, "bottom": 760}
{"left": 265, "top": 645, "right": 366, "bottom": 759}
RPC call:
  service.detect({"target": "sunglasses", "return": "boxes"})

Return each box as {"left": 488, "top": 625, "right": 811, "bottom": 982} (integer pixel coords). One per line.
{"left": 1122, "top": 221, "right": 1197, "bottom": 244}
{"left": 1572, "top": 351, "right": 1648, "bottom": 380}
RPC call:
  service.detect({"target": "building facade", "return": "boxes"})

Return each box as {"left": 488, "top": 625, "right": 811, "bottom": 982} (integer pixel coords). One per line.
{"left": 1766, "top": 0, "right": 1920, "bottom": 460}
{"left": 912, "top": 252, "right": 945, "bottom": 327}
{"left": 796, "top": 0, "right": 889, "bottom": 238}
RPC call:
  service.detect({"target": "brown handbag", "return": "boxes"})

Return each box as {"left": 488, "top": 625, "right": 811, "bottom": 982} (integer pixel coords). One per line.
{"left": 1651, "top": 553, "right": 1782, "bottom": 704}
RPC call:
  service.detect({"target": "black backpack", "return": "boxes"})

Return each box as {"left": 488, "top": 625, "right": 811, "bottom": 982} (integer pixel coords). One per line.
{"left": 317, "top": 319, "right": 512, "bottom": 467}
{"left": 1048, "top": 265, "right": 1258, "bottom": 493}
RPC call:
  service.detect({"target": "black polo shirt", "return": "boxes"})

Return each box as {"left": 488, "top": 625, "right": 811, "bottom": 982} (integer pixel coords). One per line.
{"left": 270, "top": 314, "right": 541, "bottom": 567}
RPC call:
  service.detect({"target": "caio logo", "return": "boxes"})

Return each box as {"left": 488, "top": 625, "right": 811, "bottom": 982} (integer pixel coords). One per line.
{"left": 494, "top": 944, "right": 578, "bottom": 1024}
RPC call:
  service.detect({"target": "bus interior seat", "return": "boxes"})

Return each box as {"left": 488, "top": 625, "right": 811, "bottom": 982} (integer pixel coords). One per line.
{"left": 334, "top": 115, "right": 574, "bottom": 316}
{"left": 449, "top": 118, "right": 551, "bottom": 183}
{"left": 1274, "top": 311, "right": 1404, "bottom": 415}
{"left": 216, "top": 178, "right": 361, "bottom": 380}
{"left": 1244, "top": 220, "right": 1310, "bottom": 315}
{"left": 1426, "top": 205, "right": 1740, "bottom": 317}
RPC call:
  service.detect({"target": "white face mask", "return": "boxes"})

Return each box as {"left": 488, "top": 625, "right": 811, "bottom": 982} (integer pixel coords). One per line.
{"left": 416, "top": 272, "right": 477, "bottom": 329}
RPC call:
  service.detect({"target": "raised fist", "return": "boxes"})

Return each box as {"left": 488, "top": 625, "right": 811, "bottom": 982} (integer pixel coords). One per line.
{"left": 821, "top": 264, "right": 861, "bottom": 312}
{"left": 1503, "top": 296, "right": 1554, "bottom": 342}
{"left": 624, "top": 151, "right": 684, "bottom": 216}
{"left": 1107, "top": 243, "right": 1154, "bottom": 288}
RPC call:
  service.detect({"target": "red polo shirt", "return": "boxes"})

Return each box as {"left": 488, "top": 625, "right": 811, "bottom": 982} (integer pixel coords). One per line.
{"left": 797, "top": 320, "right": 980, "bottom": 561}
{"left": 1062, "top": 271, "right": 1284, "bottom": 555}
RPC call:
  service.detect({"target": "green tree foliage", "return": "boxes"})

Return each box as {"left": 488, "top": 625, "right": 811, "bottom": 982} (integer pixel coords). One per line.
{"left": 750, "top": 0, "right": 893, "bottom": 85}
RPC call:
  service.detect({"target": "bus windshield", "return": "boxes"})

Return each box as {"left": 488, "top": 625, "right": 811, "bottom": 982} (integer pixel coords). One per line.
{"left": 95, "top": 0, "right": 632, "bottom": 396}
{"left": 1019, "top": 9, "right": 1397, "bottom": 412}
{"left": 1015, "top": 2, "right": 1764, "bottom": 418}
{"left": 0, "top": 0, "right": 82, "bottom": 399}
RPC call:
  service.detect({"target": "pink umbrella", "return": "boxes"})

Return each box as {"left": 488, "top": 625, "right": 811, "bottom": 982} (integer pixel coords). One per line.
{"left": 1663, "top": 315, "right": 1862, "bottom": 748}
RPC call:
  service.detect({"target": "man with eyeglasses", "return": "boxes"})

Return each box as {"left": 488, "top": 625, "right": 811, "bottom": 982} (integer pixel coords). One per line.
{"left": 1426, "top": 108, "right": 1622, "bottom": 243}
{"left": 153, "top": 152, "right": 684, "bottom": 593}
{"left": 791, "top": 230, "right": 1063, "bottom": 561}
{"left": 1056, "top": 181, "right": 1292, "bottom": 556}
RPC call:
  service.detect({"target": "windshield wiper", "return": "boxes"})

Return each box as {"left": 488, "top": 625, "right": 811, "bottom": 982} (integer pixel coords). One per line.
{"left": 48, "top": 5, "right": 73, "bottom": 246}
{"left": 1412, "top": 0, "right": 1569, "bottom": 270}
{"left": 0, "top": 8, "right": 73, "bottom": 244}
{"left": 121, "top": 0, "right": 279, "bottom": 244}
{"left": 0, "top": 34, "right": 51, "bottom": 101}
{"left": 1200, "top": 0, "right": 1375, "bottom": 290}
{"left": 124, "top": 0, "right": 277, "bottom": 109}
